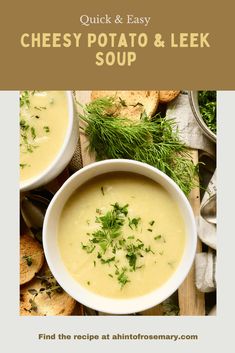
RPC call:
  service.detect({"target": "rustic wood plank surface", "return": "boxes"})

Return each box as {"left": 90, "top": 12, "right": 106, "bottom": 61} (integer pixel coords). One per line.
{"left": 178, "top": 150, "right": 205, "bottom": 316}
{"left": 75, "top": 91, "right": 96, "bottom": 166}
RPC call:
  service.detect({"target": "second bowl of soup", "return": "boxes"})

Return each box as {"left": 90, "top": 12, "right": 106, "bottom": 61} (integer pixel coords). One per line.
{"left": 20, "top": 91, "right": 78, "bottom": 191}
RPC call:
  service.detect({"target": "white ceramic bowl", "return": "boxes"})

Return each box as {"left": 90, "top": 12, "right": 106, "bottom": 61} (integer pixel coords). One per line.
{"left": 20, "top": 91, "right": 78, "bottom": 192}
{"left": 188, "top": 91, "right": 216, "bottom": 143}
{"left": 43, "top": 159, "right": 197, "bottom": 314}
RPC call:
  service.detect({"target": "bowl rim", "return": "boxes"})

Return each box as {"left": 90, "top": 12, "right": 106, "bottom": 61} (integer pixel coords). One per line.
{"left": 188, "top": 90, "right": 216, "bottom": 143}
{"left": 43, "top": 159, "right": 197, "bottom": 314}
{"left": 20, "top": 91, "right": 74, "bottom": 192}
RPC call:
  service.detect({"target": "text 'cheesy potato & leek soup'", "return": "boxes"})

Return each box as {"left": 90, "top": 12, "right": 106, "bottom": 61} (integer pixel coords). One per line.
{"left": 20, "top": 91, "right": 69, "bottom": 182}
{"left": 58, "top": 172, "right": 186, "bottom": 299}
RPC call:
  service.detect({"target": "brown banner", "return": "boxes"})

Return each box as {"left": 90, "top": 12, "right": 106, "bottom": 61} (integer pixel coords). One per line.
{"left": 0, "top": 0, "right": 234, "bottom": 89}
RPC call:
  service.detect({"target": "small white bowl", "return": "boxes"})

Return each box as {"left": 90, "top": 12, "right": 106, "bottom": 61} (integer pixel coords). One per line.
{"left": 20, "top": 91, "right": 78, "bottom": 192}
{"left": 188, "top": 91, "right": 216, "bottom": 143}
{"left": 43, "top": 159, "right": 197, "bottom": 314}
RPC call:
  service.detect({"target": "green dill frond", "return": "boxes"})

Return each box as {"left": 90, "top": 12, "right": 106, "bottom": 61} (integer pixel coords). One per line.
{"left": 79, "top": 98, "right": 199, "bottom": 195}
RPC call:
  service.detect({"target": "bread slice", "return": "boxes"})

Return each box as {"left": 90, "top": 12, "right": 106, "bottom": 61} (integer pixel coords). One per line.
{"left": 20, "top": 264, "right": 76, "bottom": 316}
{"left": 20, "top": 234, "right": 44, "bottom": 285}
{"left": 91, "top": 91, "right": 160, "bottom": 121}
{"left": 159, "top": 90, "right": 180, "bottom": 103}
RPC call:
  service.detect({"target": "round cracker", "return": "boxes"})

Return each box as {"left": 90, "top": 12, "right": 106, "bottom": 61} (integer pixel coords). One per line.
{"left": 20, "top": 264, "right": 76, "bottom": 316}
{"left": 20, "top": 234, "right": 44, "bottom": 285}
{"left": 159, "top": 90, "right": 181, "bottom": 103}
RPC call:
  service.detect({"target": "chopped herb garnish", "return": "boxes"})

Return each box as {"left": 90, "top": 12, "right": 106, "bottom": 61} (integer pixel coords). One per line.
{"left": 147, "top": 228, "right": 153, "bottom": 232}
{"left": 81, "top": 242, "right": 95, "bottom": 254}
{"left": 128, "top": 217, "right": 141, "bottom": 230}
{"left": 20, "top": 91, "right": 52, "bottom": 163}
{"left": 22, "top": 255, "right": 33, "bottom": 266}
{"left": 118, "top": 97, "right": 127, "bottom": 107}
{"left": 36, "top": 271, "right": 63, "bottom": 297}
{"left": 81, "top": 202, "right": 164, "bottom": 289}
{"left": 126, "top": 252, "right": 137, "bottom": 270}
{"left": 154, "top": 235, "right": 162, "bottom": 240}
{"left": 117, "top": 267, "right": 130, "bottom": 288}
{"left": 145, "top": 246, "right": 155, "bottom": 254}
{"left": 149, "top": 220, "right": 155, "bottom": 226}
{"left": 20, "top": 106, "right": 39, "bottom": 154}
{"left": 130, "top": 102, "right": 144, "bottom": 107}
{"left": 20, "top": 163, "right": 30, "bottom": 169}
{"left": 25, "top": 270, "right": 63, "bottom": 312}
{"left": 34, "top": 106, "right": 47, "bottom": 111}
{"left": 111, "top": 202, "right": 129, "bottom": 216}
{"left": 167, "top": 261, "right": 175, "bottom": 268}
{"left": 28, "top": 298, "right": 38, "bottom": 312}
{"left": 43, "top": 126, "right": 50, "bottom": 133}
{"left": 20, "top": 91, "right": 30, "bottom": 108}
{"left": 28, "top": 288, "right": 38, "bottom": 296}
{"left": 20, "top": 119, "right": 29, "bottom": 131}
{"left": 162, "top": 298, "right": 180, "bottom": 316}
{"left": 31, "top": 127, "right": 36, "bottom": 139}
{"left": 100, "top": 256, "right": 115, "bottom": 264}
{"left": 101, "top": 186, "right": 105, "bottom": 195}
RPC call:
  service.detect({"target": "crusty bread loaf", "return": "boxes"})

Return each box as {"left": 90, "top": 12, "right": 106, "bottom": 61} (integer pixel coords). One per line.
{"left": 91, "top": 91, "right": 160, "bottom": 121}
{"left": 159, "top": 90, "right": 181, "bottom": 103}
{"left": 20, "top": 264, "right": 76, "bottom": 316}
{"left": 20, "top": 233, "right": 44, "bottom": 285}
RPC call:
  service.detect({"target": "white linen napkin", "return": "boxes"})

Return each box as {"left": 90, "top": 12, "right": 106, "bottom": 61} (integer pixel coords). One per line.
{"left": 167, "top": 92, "right": 216, "bottom": 293}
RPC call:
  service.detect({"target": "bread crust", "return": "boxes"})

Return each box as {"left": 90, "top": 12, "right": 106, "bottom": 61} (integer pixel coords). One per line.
{"left": 20, "top": 264, "right": 76, "bottom": 316}
{"left": 20, "top": 234, "right": 44, "bottom": 285}
{"left": 159, "top": 90, "right": 181, "bottom": 103}
{"left": 91, "top": 91, "right": 160, "bottom": 121}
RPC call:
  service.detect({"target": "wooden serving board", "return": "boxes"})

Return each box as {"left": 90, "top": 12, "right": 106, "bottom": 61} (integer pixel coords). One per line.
{"left": 178, "top": 150, "right": 205, "bottom": 316}
{"left": 74, "top": 91, "right": 205, "bottom": 316}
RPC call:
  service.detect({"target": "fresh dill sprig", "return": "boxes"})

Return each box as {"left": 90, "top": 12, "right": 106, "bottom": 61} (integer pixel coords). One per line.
{"left": 79, "top": 98, "right": 198, "bottom": 195}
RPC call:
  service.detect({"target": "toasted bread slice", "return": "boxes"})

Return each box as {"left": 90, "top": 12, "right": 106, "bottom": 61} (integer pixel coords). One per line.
{"left": 91, "top": 91, "right": 160, "bottom": 121}
{"left": 20, "top": 264, "right": 76, "bottom": 316}
{"left": 159, "top": 90, "right": 181, "bottom": 103}
{"left": 20, "top": 234, "right": 44, "bottom": 285}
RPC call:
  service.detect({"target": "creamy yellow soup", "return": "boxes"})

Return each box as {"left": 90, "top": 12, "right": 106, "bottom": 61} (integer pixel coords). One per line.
{"left": 58, "top": 172, "right": 186, "bottom": 299}
{"left": 20, "top": 91, "right": 69, "bottom": 182}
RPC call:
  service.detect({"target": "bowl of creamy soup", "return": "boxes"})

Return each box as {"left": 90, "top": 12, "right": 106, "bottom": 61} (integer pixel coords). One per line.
{"left": 20, "top": 91, "right": 78, "bottom": 191}
{"left": 43, "top": 159, "right": 197, "bottom": 314}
